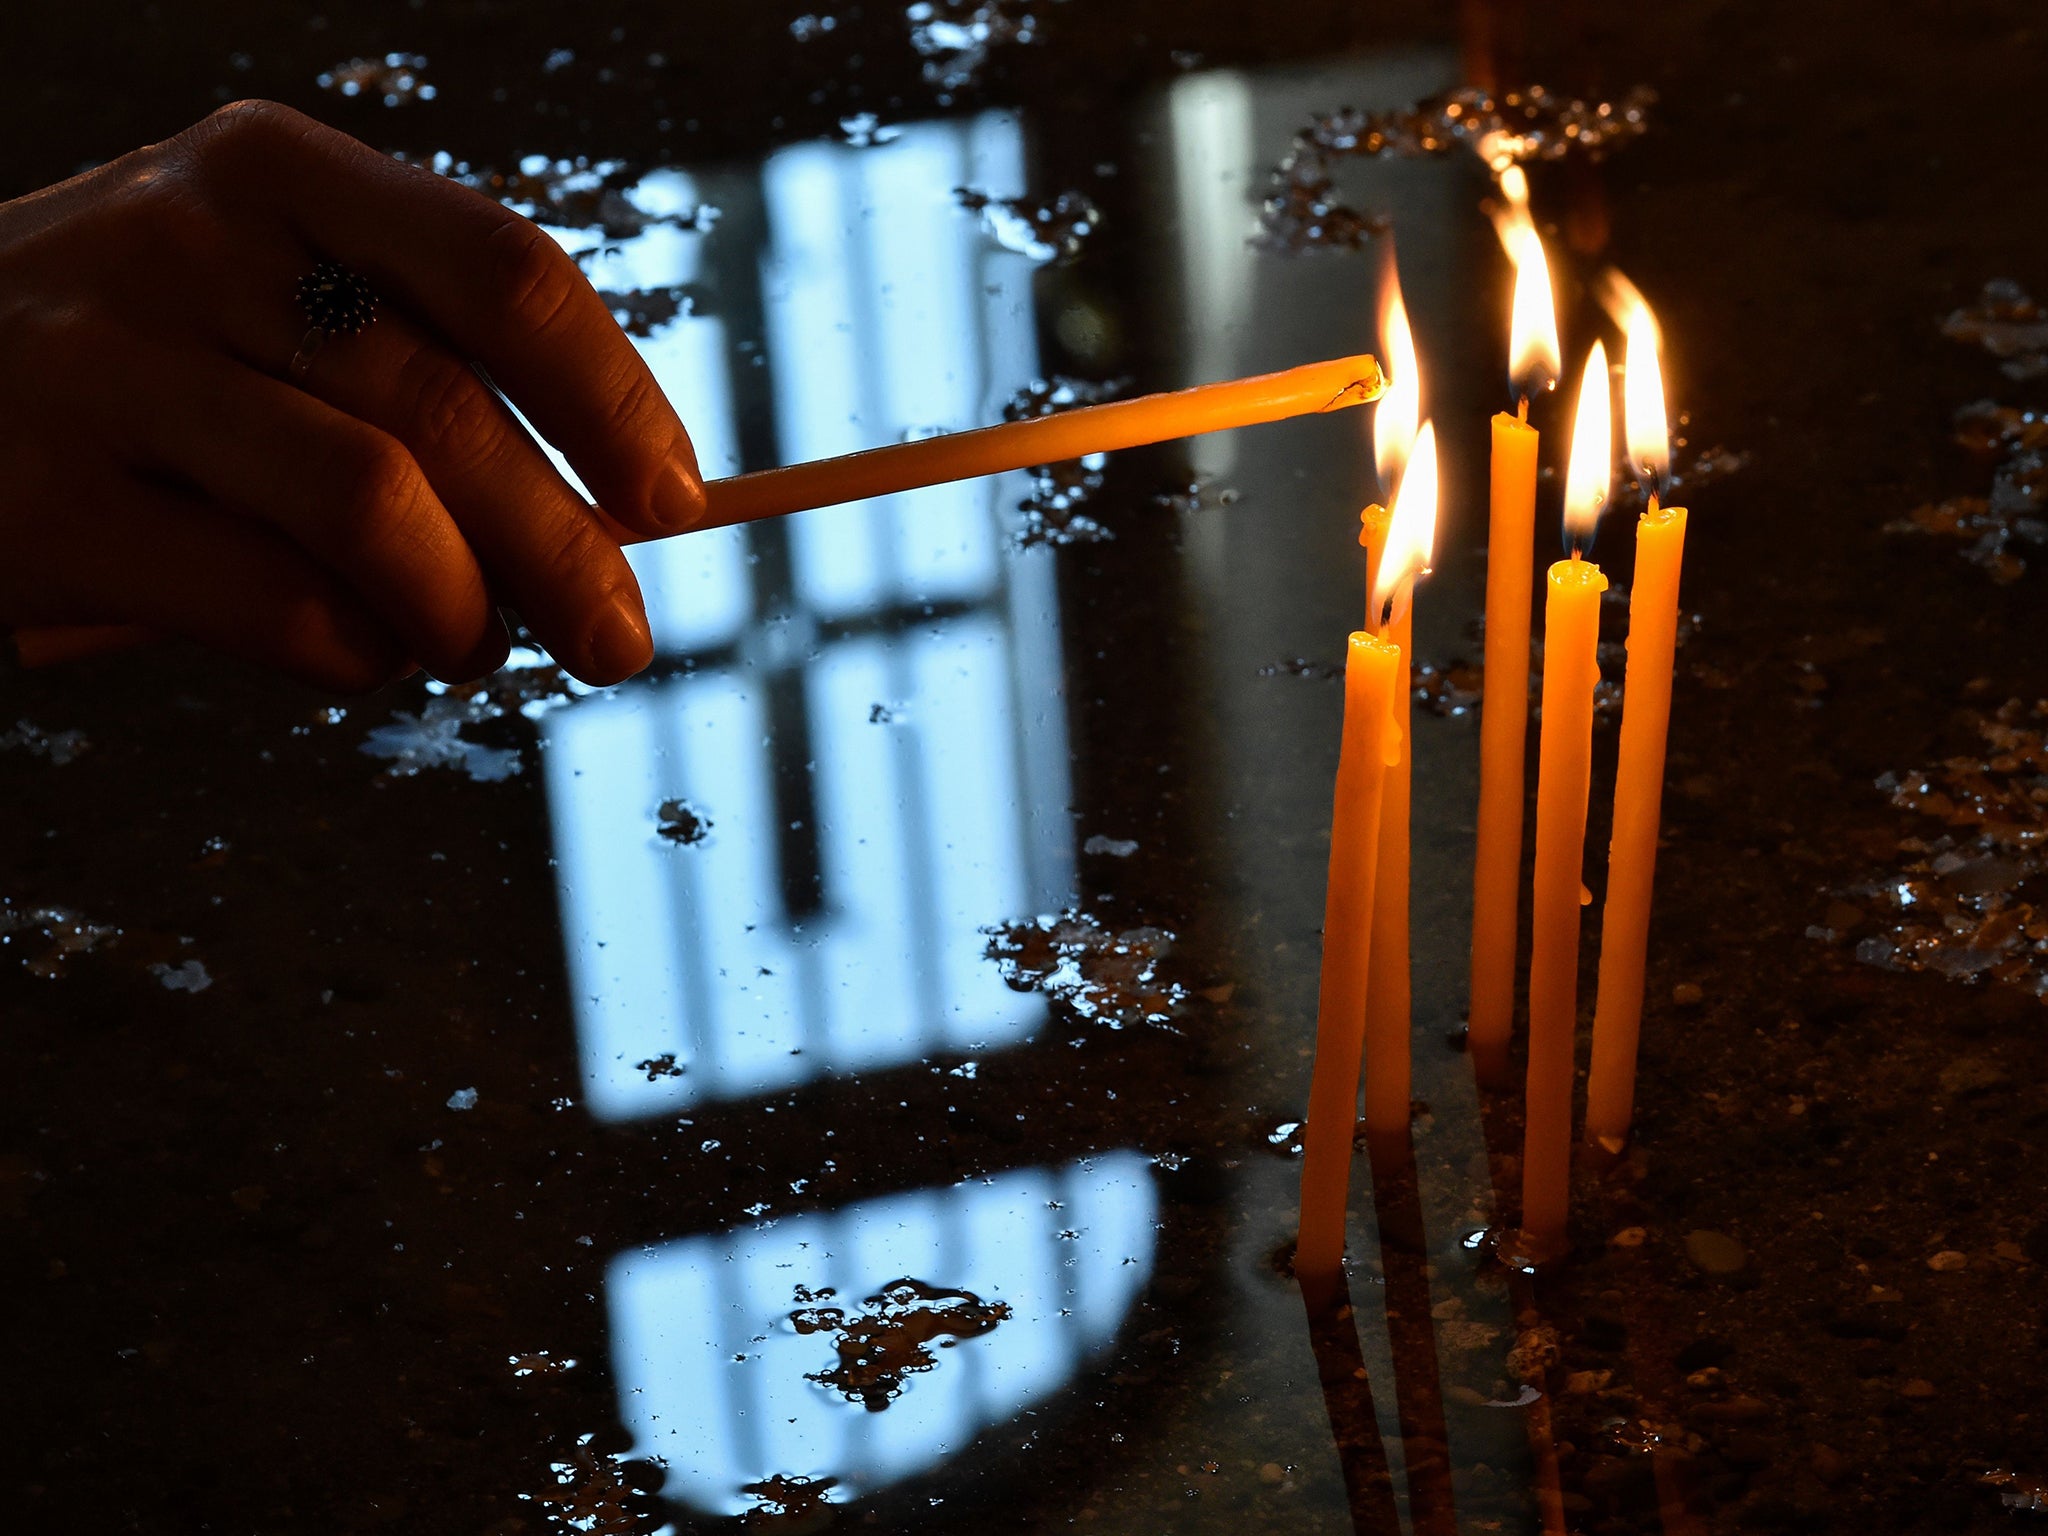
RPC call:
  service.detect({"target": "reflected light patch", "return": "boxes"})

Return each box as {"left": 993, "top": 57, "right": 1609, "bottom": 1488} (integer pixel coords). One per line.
{"left": 606, "top": 1151, "right": 1158, "bottom": 1518}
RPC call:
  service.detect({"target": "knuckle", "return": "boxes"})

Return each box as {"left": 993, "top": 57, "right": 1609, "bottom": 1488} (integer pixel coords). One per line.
{"left": 602, "top": 363, "right": 664, "bottom": 441}
{"left": 323, "top": 433, "right": 422, "bottom": 551}
{"left": 398, "top": 352, "right": 501, "bottom": 465}
{"left": 540, "top": 513, "right": 614, "bottom": 584}
{"left": 187, "top": 99, "right": 305, "bottom": 167}
{"left": 486, "top": 217, "right": 584, "bottom": 335}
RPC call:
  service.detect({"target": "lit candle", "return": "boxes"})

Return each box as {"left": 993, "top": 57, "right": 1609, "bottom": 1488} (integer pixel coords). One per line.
{"left": 1470, "top": 182, "right": 1561, "bottom": 1083}
{"left": 1587, "top": 286, "right": 1687, "bottom": 1152}
{"left": 1361, "top": 263, "right": 1422, "bottom": 1152}
{"left": 1364, "top": 423, "right": 1440, "bottom": 1152}
{"left": 1298, "top": 432, "right": 1439, "bottom": 1291}
{"left": 1297, "top": 628, "right": 1403, "bottom": 1296}
{"left": 1520, "top": 341, "right": 1612, "bottom": 1261}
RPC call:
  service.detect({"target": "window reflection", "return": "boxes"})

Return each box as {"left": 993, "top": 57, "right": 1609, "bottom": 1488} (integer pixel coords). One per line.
{"left": 607, "top": 1152, "right": 1157, "bottom": 1518}
{"left": 531, "top": 112, "right": 1073, "bottom": 1121}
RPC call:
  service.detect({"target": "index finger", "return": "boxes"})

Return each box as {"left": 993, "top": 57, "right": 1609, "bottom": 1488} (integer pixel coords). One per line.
{"left": 195, "top": 101, "right": 706, "bottom": 539}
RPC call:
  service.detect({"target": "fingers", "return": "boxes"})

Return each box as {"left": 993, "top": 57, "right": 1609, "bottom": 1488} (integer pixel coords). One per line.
{"left": 2, "top": 469, "right": 411, "bottom": 694}
{"left": 217, "top": 250, "right": 653, "bottom": 685}
{"left": 99, "top": 342, "right": 508, "bottom": 682}
{"left": 189, "top": 101, "right": 706, "bottom": 539}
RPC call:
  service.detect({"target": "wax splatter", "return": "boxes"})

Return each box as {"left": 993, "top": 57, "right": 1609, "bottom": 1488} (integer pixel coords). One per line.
{"left": 906, "top": 0, "right": 1048, "bottom": 99}
{"left": 0, "top": 720, "right": 88, "bottom": 764}
{"left": 790, "top": 1279, "right": 1012, "bottom": 1411}
{"left": 1890, "top": 398, "right": 2048, "bottom": 582}
{"left": 741, "top": 1472, "right": 842, "bottom": 1526}
{"left": 318, "top": 53, "right": 436, "bottom": 106}
{"left": 1838, "top": 699, "right": 2048, "bottom": 998}
{"left": 1262, "top": 85, "right": 1656, "bottom": 252}
{"left": 1151, "top": 475, "right": 1240, "bottom": 515}
{"left": 360, "top": 695, "right": 521, "bottom": 783}
{"left": 1943, "top": 279, "right": 2048, "bottom": 380}
{"left": 655, "top": 800, "right": 711, "bottom": 845}
{"left": 956, "top": 186, "right": 1099, "bottom": 264}
{"left": 0, "top": 902, "right": 119, "bottom": 979}
{"left": 983, "top": 910, "right": 1187, "bottom": 1027}
{"left": 149, "top": 960, "right": 212, "bottom": 994}
{"left": 1002, "top": 376, "right": 1125, "bottom": 546}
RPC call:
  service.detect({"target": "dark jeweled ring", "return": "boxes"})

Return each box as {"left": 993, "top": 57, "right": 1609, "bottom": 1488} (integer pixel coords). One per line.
{"left": 290, "top": 260, "right": 378, "bottom": 375}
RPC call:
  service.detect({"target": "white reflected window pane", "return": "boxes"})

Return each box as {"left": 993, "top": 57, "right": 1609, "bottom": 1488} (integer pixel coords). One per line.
{"left": 765, "top": 116, "right": 1036, "bottom": 621}
{"left": 540, "top": 110, "right": 1073, "bottom": 1126}
{"left": 606, "top": 1152, "right": 1158, "bottom": 1517}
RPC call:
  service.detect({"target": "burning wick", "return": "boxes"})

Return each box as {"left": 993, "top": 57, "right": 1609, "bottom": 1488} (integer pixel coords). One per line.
{"left": 1561, "top": 339, "right": 1612, "bottom": 559}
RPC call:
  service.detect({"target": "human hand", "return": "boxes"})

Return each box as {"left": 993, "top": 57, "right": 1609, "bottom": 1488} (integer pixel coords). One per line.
{"left": 0, "top": 100, "right": 705, "bottom": 690}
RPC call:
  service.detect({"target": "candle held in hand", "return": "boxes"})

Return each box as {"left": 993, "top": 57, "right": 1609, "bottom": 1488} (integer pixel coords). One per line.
{"left": 12, "top": 353, "right": 1387, "bottom": 670}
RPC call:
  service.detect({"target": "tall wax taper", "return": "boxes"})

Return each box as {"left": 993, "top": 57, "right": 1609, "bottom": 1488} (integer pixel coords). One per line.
{"left": 1520, "top": 340, "right": 1612, "bottom": 1260}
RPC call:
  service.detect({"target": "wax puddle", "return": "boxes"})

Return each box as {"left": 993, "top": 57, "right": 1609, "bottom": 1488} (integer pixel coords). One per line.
{"left": 981, "top": 910, "right": 1188, "bottom": 1027}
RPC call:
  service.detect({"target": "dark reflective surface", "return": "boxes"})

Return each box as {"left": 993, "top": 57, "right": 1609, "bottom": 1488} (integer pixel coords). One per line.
{"left": 7, "top": 3, "right": 2048, "bottom": 1533}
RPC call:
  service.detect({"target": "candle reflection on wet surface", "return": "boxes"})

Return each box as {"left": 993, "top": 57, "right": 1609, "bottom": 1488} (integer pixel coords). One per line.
{"left": 5, "top": 3, "right": 2048, "bottom": 1533}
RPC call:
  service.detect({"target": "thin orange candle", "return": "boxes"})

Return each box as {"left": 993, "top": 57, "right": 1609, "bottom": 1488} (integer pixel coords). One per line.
{"left": 1360, "top": 269, "right": 1423, "bottom": 1153}
{"left": 1587, "top": 287, "right": 1688, "bottom": 1151}
{"left": 1520, "top": 341, "right": 1613, "bottom": 1261}
{"left": 1297, "top": 628, "right": 1403, "bottom": 1296}
{"left": 1362, "top": 422, "right": 1440, "bottom": 1152}
{"left": 702, "top": 353, "right": 1383, "bottom": 526}
{"left": 1469, "top": 208, "right": 1561, "bottom": 1082}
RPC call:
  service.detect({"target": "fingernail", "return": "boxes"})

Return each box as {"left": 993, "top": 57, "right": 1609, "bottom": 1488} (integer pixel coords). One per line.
{"left": 650, "top": 460, "right": 707, "bottom": 533}
{"left": 588, "top": 592, "right": 653, "bottom": 682}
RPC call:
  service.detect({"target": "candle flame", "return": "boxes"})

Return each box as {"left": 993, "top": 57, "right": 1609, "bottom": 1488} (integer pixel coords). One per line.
{"left": 1562, "top": 341, "right": 1612, "bottom": 554}
{"left": 1600, "top": 270, "right": 1670, "bottom": 490}
{"left": 1374, "top": 251, "right": 1420, "bottom": 497}
{"left": 1370, "top": 420, "right": 1439, "bottom": 624}
{"left": 1491, "top": 173, "right": 1559, "bottom": 400}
